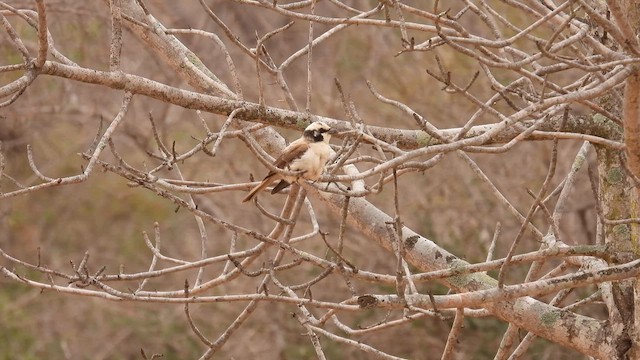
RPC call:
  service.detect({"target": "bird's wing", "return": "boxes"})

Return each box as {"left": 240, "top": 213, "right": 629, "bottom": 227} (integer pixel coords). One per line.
{"left": 269, "top": 141, "right": 310, "bottom": 173}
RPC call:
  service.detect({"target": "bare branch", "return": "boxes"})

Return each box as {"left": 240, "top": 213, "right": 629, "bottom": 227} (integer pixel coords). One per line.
{"left": 34, "top": 0, "right": 47, "bottom": 68}
{"left": 441, "top": 308, "right": 465, "bottom": 360}
{"left": 109, "top": 0, "right": 123, "bottom": 72}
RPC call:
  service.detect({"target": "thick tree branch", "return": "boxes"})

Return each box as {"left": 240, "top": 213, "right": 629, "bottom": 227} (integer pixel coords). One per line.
{"left": 304, "top": 184, "right": 614, "bottom": 358}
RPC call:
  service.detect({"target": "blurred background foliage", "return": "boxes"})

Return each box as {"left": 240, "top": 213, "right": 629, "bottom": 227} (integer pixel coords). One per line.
{"left": 0, "top": 0, "right": 598, "bottom": 358}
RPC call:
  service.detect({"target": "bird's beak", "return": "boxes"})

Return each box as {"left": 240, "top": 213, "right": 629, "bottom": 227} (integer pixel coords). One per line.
{"left": 328, "top": 128, "right": 339, "bottom": 135}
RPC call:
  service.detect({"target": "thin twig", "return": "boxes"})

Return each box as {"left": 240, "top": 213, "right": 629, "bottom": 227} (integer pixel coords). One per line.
{"left": 184, "top": 280, "right": 213, "bottom": 347}
{"left": 498, "top": 111, "right": 564, "bottom": 287}
{"left": 305, "top": 0, "right": 316, "bottom": 112}
{"left": 34, "top": 0, "right": 48, "bottom": 68}
{"left": 486, "top": 222, "right": 501, "bottom": 262}
{"left": 441, "top": 308, "right": 465, "bottom": 360}
{"left": 109, "top": 0, "right": 123, "bottom": 72}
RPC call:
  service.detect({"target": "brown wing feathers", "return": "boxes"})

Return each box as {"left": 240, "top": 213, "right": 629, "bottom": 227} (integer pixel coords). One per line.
{"left": 272, "top": 141, "right": 309, "bottom": 169}
{"left": 241, "top": 141, "right": 309, "bottom": 202}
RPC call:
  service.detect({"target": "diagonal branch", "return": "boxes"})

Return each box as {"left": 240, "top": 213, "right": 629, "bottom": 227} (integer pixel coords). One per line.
{"left": 304, "top": 183, "right": 613, "bottom": 358}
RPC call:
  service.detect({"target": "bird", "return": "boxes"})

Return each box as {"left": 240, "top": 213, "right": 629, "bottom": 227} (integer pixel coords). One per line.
{"left": 242, "top": 121, "right": 337, "bottom": 203}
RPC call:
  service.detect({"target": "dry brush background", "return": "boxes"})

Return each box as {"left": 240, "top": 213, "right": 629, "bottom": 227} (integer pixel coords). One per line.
{"left": 0, "top": 0, "right": 636, "bottom": 359}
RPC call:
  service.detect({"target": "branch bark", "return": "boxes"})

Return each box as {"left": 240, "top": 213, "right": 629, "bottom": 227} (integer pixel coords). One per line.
{"left": 305, "top": 185, "right": 614, "bottom": 358}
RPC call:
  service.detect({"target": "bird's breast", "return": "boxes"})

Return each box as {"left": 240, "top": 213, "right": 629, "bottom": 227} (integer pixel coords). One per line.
{"left": 286, "top": 143, "right": 331, "bottom": 181}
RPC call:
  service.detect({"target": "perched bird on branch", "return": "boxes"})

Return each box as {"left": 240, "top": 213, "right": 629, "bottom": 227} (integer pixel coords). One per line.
{"left": 242, "top": 121, "right": 337, "bottom": 203}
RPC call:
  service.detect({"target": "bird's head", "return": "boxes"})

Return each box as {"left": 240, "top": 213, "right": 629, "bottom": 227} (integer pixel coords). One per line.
{"left": 303, "top": 121, "right": 337, "bottom": 143}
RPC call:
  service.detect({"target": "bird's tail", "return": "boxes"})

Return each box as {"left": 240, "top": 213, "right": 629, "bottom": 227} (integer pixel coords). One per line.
{"left": 242, "top": 177, "right": 273, "bottom": 203}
